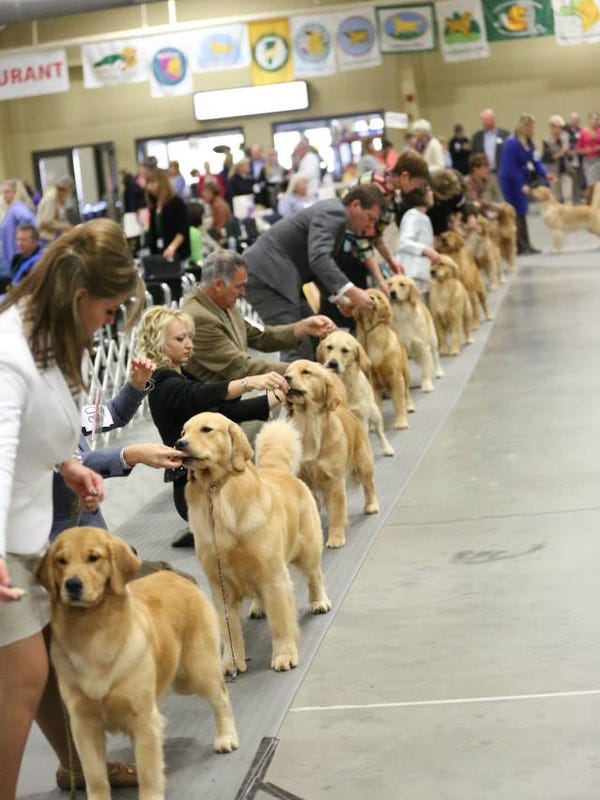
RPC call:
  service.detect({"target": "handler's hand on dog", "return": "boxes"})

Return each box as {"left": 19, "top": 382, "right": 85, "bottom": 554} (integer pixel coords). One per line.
{"left": 295, "top": 315, "right": 337, "bottom": 339}
{"left": 62, "top": 460, "right": 104, "bottom": 510}
{"left": 346, "top": 286, "right": 374, "bottom": 311}
{"left": 251, "top": 372, "right": 289, "bottom": 394}
{"left": 123, "top": 443, "right": 184, "bottom": 469}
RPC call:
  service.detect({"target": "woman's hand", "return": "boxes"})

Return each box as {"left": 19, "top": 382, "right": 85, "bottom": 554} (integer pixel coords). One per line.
{"left": 521, "top": 185, "right": 531, "bottom": 196}
{"left": 249, "top": 372, "right": 289, "bottom": 394}
{"left": 61, "top": 459, "right": 104, "bottom": 512}
{"left": 129, "top": 357, "right": 156, "bottom": 390}
{"left": 122, "top": 443, "right": 184, "bottom": 469}
{"left": 163, "top": 245, "right": 177, "bottom": 262}
{"left": 0, "top": 557, "right": 26, "bottom": 602}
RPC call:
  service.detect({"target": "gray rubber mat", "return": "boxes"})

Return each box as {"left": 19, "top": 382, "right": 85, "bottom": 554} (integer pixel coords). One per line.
{"left": 18, "top": 278, "right": 512, "bottom": 800}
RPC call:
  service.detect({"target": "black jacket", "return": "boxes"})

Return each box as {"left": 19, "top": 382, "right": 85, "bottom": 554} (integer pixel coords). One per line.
{"left": 148, "top": 196, "right": 191, "bottom": 260}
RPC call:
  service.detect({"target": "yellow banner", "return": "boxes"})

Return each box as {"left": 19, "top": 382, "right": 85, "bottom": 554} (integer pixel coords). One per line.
{"left": 249, "top": 18, "right": 293, "bottom": 85}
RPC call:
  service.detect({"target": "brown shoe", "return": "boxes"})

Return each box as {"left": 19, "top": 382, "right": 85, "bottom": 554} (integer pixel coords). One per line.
{"left": 56, "top": 761, "right": 138, "bottom": 790}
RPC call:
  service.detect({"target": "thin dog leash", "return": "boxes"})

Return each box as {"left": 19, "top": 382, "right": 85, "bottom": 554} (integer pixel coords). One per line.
{"left": 208, "top": 483, "right": 240, "bottom": 680}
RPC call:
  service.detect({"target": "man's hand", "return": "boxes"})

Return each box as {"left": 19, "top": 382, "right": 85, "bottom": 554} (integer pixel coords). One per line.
{"left": 294, "top": 315, "right": 337, "bottom": 339}
{"left": 123, "top": 443, "right": 184, "bottom": 469}
{"left": 388, "top": 258, "right": 405, "bottom": 275}
{"left": 129, "top": 357, "right": 156, "bottom": 391}
{"left": 344, "top": 285, "right": 374, "bottom": 311}
{"left": 423, "top": 246, "right": 440, "bottom": 264}
{"left": 61, "top": 459, "right": 104, "bottom": 512}
{"left": 0, "top": 557, "right": 26, "bottom": 602}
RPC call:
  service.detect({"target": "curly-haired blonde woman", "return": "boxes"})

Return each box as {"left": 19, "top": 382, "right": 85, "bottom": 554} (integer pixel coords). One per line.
{"left": 136, "top": 306, "right": 288, "bottom": 541}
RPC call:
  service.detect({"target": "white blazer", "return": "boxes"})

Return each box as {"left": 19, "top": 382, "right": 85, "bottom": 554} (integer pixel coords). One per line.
{"left": 0, "top": 304, "right": 80, "bottom": 556}
{"left": 397, "top": 208, "right": 434, "bottom": 284}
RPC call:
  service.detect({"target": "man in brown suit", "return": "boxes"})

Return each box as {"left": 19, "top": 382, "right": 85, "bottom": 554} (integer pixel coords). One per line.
{"left": 182, "top": 249, "right": 335, "bottom": 382}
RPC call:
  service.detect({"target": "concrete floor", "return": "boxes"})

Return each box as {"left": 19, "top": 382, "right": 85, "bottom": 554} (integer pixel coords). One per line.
{"left": 16, "top": 214, "right": 600, "bottom": 799}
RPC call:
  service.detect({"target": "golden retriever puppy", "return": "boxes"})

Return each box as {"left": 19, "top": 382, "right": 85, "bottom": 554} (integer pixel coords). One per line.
{"left": 439, "top": 229, "right": 493, "bottom": 328}
{"left": 430, "top": 255, "right": 474, "bottom": 356}
{"left": 465, "top": 215, "right": 504, "bottom": 290}
{"left": 180, "top": 413, "right": 330, "bottom": 674}
{"left": 316, "top": 330, "right": 394, "bottom": 457}
{"left": 387, "top": 274, "right": 445, "bottom": 393}
{"left": 494, "top": 202, "right": 517, "bottom": 273}
{"left": 38, "top": 527, "right": 238, "bottom": 800}
{"left": 532, "top": 185, "right": 600, "bottom": 252}
{"left": 284, "top": 360, "right": 379, "bottom": 548}
{"left": 353, "top": 287, "right": 413, "bottom": 427}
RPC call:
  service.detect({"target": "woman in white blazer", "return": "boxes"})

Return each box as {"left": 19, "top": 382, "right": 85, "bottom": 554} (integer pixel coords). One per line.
{"left": 0, "top": 219, "right": 144, "bottom": 799}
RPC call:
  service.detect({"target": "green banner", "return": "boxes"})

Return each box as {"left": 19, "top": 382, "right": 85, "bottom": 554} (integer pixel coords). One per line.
{"left": 483, "top": 0, "right": 554, "bottom": 39}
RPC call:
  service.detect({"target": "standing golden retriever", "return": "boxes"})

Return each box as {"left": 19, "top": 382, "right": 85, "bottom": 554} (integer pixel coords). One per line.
{"left": 180, "top": 413, "right": 331, "bottom": 674}
{"left": 465, "top": 215, "right": 504, "bottom": 290}
{"left": 494, "top": 202, "right": 517, "bottom": 274}
{"left": 353, "top": 287, "right": 413, "bottom": 428}
{"left": 316, "top": 330, "right": 394, "bottom": 457}
{"left": 38, "top": 527, "right": 238, "bottom": 800}
{"left": 284, "top": 360, "right": 379, "bottom": 548}
{"left": 439, "top": 229, "right": 493, "bottom": 328}
{"left": 387, "top": 274, "right": 444, "bottom": 393}
{"left": 429, "top": 255, "right": 474, "bottom": 356}
{"left": 532, "top": 184, "right": 600, "bottom": 252}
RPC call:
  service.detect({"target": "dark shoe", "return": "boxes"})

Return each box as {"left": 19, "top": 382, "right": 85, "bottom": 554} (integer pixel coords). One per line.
{"left": 171, "top": 530, "right": 195, "bottom": 548}
{"left": 56, "top": 761, "right": 138, "bottom": 790}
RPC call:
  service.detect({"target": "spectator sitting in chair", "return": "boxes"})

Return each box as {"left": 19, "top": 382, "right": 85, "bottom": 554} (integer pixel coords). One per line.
{"left": 0, "top": 223, "right": 43, "bottom": 295}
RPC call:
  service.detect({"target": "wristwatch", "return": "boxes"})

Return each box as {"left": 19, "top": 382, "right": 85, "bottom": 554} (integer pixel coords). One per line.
{"left": 241, "top": 377, "right": 249, "bottom": 394}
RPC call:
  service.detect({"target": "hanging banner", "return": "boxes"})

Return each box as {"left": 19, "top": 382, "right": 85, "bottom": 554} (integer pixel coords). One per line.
{"left": 552, "top": 0, "right": 600, "bottom": 43}
{"left": 0, "top": 48, "right": 69, "bottom": 101}
{"left": 291, "top": 13, "right": 337, "bottom": 77}
{"left": 249, "top": 18, "right": 294, "bottom": 85}
{"left": 81, "top": 39, "right": 147, "bottom": 88}
{"left": 145, "top": 35, "right": 194, "bottom": 98}
{"left": 376, "top": 4, "right": 436, "bottom": 52}
{"left": 483, "top": 0, "right": 554, "bottom": 39}
{"left": 333, "top": 7, "right": 382, "bottom": 70}
{"left": 192, "top": 24, "right": 251, "bottom": 72}
{"left": 435, "top": 0, "right": 490, "bottom": 60}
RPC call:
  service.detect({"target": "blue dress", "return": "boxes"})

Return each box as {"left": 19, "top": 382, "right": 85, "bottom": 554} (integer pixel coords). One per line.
{"left": 498, "top": 136, "right": 547, "bottom": 216}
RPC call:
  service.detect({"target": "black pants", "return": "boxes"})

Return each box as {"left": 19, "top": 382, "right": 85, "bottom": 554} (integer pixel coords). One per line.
{"left": 173, "top": 478, "right": 188, "bottom": 521}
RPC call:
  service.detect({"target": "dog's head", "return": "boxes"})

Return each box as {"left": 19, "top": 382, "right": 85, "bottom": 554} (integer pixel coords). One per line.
{"left": 438, "top": 230, "right": 466, "bottom": 254}
{"left": 388, "top": 274, "right": 420, "bottom": 306}
{"left": 316, "top": 330, "right": 370, "bottom": 377}
{"left": 37, "top": 527, "right": 141, "bottom": 606}
{"left": 496, "top": 202, "right": 516, "bottom": 225}
{"left": 283, "top": 359, "right": 346, "bottom": 412}
{"left": 430, "top": 254, "right": 459, "bottom": 283}
{"left": 176, "top": 412, "right": 253, "bottom": 478}
{"left": 353, "top": 288, "right": 392, "bottom": 328}
{"left": 531, "top": 185, "right": 552, "bottom": 203}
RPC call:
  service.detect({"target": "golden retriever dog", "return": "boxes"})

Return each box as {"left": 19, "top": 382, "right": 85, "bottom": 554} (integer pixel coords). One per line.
{"left": 429, "top": 255, "right": 474, "bottom": 356}
{"left": 532, "top": 184, "right": 600, "bottom": 252}
{"left": 353, "top": 287, "right": 414, "bottom": 428}
{"left": 387, "top": 274, "right": 445, "bottom": 393}
{"left": 180, "top": 413, "right": 331, "bottom": 674}
{"left": 316, "top": 330, "right": 394, "bottom": 457}
{"left": 494, "top": 202, "right": 517, "bottom": 274}
{"left": 465, "top": 215, "right": 504, "bottom": 290}
{"left": 439, "top": 229, "right": 493, "bottom": 328}
{"left": 284, "top": 360, "right": 379, "bottom": 548}
{"left": 38, "top": 527, "right": 238, "bottom": 800}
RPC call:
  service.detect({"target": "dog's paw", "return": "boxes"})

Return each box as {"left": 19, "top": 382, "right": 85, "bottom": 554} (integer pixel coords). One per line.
{"left": 490, "top": 283, "right": 499, "bottom": 291}
{"left": 214, "top": 733, "right": 239, "bottom": 753}
{"left": 466, "top": 335, "right": 474, "bottom": 344}
{"left": 435, "top": 368, "right": 445, "bottom": 378}
{"left": 271, "top": 651, "right": 299, "bottom": 671}
{"left": 382, "top": 443, "right": 395, "bottom": 457}
{"left": 393, "top": 418, "right": 409, "bottom": 429}
{"left": 449, "top": 348, "right": 460, "bottom": 356}
{"left": 311, "top": 597, "right": 332, "bottom": 614}
{"left": 486, "top": 313, "right": 494, "bottom": 321}
{"left": 326, "top": 533, "right": 346, "bottom": 548}
{"left": 407, "top": 401, "right": 416, "bottom": 412}
{"left": 223, "top": 658, "right": 247, "bottom": 676}
{"left": 248, "top": 604, "right": 266, "bottom": 620}
{"left": 365, "top": 501, "right": 379, "bottom": 515}
{"left": 421, "top": 380, "right": 434, "bottom": 393}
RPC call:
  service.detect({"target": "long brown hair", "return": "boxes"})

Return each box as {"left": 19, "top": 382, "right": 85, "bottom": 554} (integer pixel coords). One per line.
{"left": 0, "top": 218, "right": 144, "bottom": 389}
{"left": 144, "top": 168, "right": 175, "bottom": 209}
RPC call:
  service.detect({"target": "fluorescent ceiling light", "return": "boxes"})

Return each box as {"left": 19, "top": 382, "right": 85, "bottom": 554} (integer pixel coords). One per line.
{"left": 193, "top": 80, "right": 309, "bottom": 121}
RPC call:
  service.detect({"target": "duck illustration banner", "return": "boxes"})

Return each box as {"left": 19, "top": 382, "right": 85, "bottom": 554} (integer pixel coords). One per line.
{"left": 192, "top": 24, "right": 250, "bottom": 72}
{"left": 333, "top": 7, "right": 382, "bottom": 70}
{"left": 483, "top": 0, "right": 554, "bottom": 39}
{"left": 81, "top": 40, "right": 148, "bottom": 88}
{"left": 291, "top": 13, "right": 337, "bottom": 77}
{"left": 145, "top": 35, "right": 194, "bottom": 97}
{"left": 434, "top": 0, "right": 490, "bottom": 60}
{"left": 376, "top": 4, "right": 436, "bottom": 52}
{"left": 552, "top": 0, "right": 600, "bottom": 43}
{"left": 249, "top": 18, "right": 294, "bottom": 85}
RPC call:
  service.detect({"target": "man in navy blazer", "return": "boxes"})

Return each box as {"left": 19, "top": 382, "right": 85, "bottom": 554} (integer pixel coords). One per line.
{"left": 471, "top": 108, "right": 510, "bottom": 202}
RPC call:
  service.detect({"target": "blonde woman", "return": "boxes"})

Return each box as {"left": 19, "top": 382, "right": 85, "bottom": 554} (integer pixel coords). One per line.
{"left": 0, "top": 218, "right": 144, "bottom": 798}
{"left": 144, "top": 168, "right": 190, "bottom": 263}
{"left": 542, "top": 114, "right": 573, "bottom": 204}
{"left": 498, "top": 114, "right": 548, "bottom": 255}
{"left": 136, "top": 306, "right": 288, "bottom": 542}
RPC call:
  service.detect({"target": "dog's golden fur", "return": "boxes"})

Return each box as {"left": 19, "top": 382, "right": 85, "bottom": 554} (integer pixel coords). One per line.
{"left": 316, "top": 330, "right": 394, "bottom": 457}
{"left": 532, "top": 185, "right": 600, "bottom": 252}
{"left": 387, "top": 274, "right": 445, "bottom": 393}
{"left": 439, "top": 229, "right": 493, "bottom": 328}
{"left": 181, "top": 413, "right": 330, "bottom": 673}
{"left": 430, "top": 255, "right": 474, "bottom": 356}
{"left": 284, "top": 360, "right": 379, "bottom": 548}
{"left": 353, "top": 287, "right": 413, "bottom": 428}
{"left": 465, "top": 215, "right": 504, "bottom": 290}
{"left": 494, "top": 202, "right": 517, "bottom": 274}
{"left": 38, "top": 527, "right": 238, "bottom": 800}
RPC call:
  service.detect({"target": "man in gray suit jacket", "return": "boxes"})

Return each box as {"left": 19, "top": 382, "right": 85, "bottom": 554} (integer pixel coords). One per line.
{"left": 471, "top": 108, "right": 510, "bottom": 202}
{"left": 183, "top": 250, "right": 336, "bottom": 381}
{"left": 244, "top": 183, "right": 383, "bottom": 358}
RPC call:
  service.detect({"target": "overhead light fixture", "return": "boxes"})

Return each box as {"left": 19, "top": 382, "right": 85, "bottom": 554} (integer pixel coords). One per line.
{"left": 193, "top": 80, "right": 309, "bottom": 122}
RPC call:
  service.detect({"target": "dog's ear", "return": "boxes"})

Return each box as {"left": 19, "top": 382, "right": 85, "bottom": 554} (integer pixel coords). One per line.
{"left": 323, "top": 370, "right": 345, "bottom": 411}
{"left": 37, "top": 547, "right": 58, "bottom": 599}
{"left": 228, "top": 422, "right": 253, "bottom": 472}
{"left": 315, "top": 339, "right": 325, "bottom": 364}
{"left": 408, "top": 281, "right": 420, "bottom": 306}
{"left": 108, "top": 535, "right": 141, "bottom": 595}
{"left": 355, "top": 340, "right": 371, "bottom": 374}
{"left": 379, "top": 295, "right": 392, "bottom": 325}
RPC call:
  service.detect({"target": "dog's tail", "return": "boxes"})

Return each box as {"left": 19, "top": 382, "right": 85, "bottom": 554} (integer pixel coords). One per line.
{"left": 254, "top": 419, "right": 302, "bottom": 475}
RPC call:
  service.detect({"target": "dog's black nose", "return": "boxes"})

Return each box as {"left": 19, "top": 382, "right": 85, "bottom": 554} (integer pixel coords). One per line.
{"left": 284, "top": 374, "right": 293, "bottom": 385}
{"left": 390, "top": 290, "right": 397, "bottom": 300}
{"left": 326, "top": 360, "right": 339, "bottom": 372}
{"left": 65, "top": 576, "right": 83, "bottom": 599}
{"left": 174, "top": 438, "right": 188, "bottom": 451}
